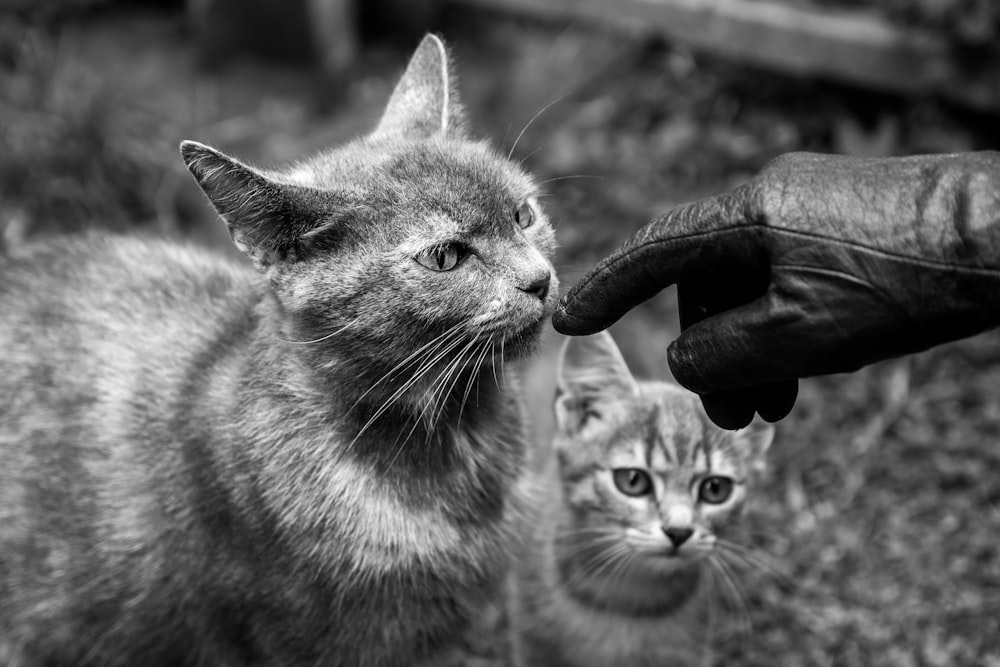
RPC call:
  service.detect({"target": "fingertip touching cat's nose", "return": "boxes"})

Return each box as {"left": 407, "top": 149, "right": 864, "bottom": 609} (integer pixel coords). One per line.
{"left": 520, "top": 272, "right": 551, "bottom": 302}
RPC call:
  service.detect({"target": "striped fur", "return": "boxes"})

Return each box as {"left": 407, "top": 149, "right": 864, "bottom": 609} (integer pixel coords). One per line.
{"left": 510, "top": 332, "right": 773, "bottom": 667}
{"left": 0, "top": 35, "right": 557, "bottom": 666}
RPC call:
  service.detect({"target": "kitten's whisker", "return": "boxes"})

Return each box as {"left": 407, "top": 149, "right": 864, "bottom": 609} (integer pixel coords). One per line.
{"left": 579, "top": 543, "right": 631, "bottom": 585}
{"left": 594, "top": 545, "right": 637, "bottom": 605}
{"left": 709, "top": 553, "right": 753, "bottom": 641}
{"left": 507, "top": 92, "right": 570, "bottom": 160}
{"left": 276, "top": 318, "right": 358, "bottom": 345}
{"left": 716, "top": 540, "right": 789, "bottom": 583}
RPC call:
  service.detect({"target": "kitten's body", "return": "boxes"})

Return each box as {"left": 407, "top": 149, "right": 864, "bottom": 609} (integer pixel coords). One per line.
{"left": 509, "top": 333, "right": 772, "bottom": 667}
{"left": 0, "top": 36, "right": 557, "bottom": 666}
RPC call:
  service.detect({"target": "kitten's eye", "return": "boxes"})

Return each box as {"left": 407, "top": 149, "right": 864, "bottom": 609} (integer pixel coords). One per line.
{"left": 513, "top": 201, "right": 534, "bottom": 229}
{"left": 612, "top": 468, "right": 653, "bottom": 497}
{"left": 698, "top": 476, "right": 734, "bottom": 504}
{"left": 415, "top": 243, "right": 467, "bottom": 272}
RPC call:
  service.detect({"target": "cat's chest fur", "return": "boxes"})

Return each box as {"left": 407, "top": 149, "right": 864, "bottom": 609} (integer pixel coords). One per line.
{"left": 0, "top": 233, "right": 531, "bottom": 666}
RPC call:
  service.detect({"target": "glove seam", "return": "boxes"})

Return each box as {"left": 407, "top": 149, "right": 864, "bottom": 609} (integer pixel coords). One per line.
{"left": 770, "top": 227, "right": 1000, "bottom": 277}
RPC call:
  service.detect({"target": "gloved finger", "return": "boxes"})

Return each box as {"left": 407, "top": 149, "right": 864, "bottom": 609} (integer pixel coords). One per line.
{"left": 552, "top": 192, "right": 766, "bottom": 336}
{"left": 700, "top": 389, "right": 756, "bottom": 430}
{"left": 667, "top": 291, "right": 800, "bottom": 395}
{"left": 699, "top": 380, "right": 797, "bottom": 430}
{"left": 754, "top": 379, "right": 798, "bottom": 422}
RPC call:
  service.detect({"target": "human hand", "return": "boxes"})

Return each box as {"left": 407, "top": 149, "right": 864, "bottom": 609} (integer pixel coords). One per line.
{"left": 553, "top": 151, "right": 1000, "bottom": 428}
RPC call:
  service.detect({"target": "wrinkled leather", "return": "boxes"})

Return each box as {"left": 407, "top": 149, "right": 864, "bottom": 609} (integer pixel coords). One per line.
{"left": 553, "top": 151, "right": 1000, "bottom": 428}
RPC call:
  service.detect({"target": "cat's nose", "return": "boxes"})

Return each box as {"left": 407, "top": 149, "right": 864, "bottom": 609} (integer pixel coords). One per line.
{"left": 663, "top": 526, "right": 694, "bottom": 548}
{"left": 519, "top": 272, "right": 551, "bottom": 302}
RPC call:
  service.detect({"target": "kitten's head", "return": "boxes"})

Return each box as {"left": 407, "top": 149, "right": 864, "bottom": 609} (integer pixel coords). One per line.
{"left": 180, "top": 35, "right": 557, "bottom": 386}
{"left": 553, "top": 332, "right": 773, "bottom": 577}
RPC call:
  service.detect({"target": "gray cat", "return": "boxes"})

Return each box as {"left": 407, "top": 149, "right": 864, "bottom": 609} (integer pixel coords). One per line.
{"left": 0, "top": 35, "right": 558, "bottom": 666}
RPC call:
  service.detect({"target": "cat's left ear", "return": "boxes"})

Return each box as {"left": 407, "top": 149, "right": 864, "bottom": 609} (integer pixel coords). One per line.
{"left": 555, "top": 331, "right": 639, "bottom": 433}
{"left": 733, "top": 420, "right": 775, "bottom": 474}
{"left": 372, "top": 34, "right": 467, "bottom": 140}
{"left": 181, "top": 141, "right": 327, "bottom": 270}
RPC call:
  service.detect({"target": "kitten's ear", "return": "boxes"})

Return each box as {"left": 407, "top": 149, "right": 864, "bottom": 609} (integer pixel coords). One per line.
{"left": 372, "top": 34, "right": 466, "bottom": 140}
{"left": 180, "top": 141, "right": 322, "bottom": 269}
{"left": 733, "top": 419, "right": 775, "bottom": 474}
{"left": 555, "top": 332, "right": 639, "bottom": 433}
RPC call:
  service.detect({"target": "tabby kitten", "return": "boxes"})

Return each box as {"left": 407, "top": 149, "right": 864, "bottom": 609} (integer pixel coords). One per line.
{"left": 509, "top": 332, "right": 773, "bottom": 667}
{"left": 0, "top": 35, "right": 557, "bottom": 666}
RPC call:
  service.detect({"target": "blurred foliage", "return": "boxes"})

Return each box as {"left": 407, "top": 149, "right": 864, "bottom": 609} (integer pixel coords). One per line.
{"left": 0, "top": 18, "right": 181, "bottom": 238}
{"left": 783, "top": 0, "right": 1000, "bottom": 45}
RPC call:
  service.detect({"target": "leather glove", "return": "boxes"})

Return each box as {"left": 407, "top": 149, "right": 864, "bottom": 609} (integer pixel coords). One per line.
{"left": 552, "top": 151, "right": 1000, "bottom": 429}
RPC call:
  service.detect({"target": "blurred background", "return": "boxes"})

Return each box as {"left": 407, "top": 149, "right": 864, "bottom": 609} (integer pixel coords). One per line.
{"left": 2, "top": 0, "right": 1000, "bottom": 664}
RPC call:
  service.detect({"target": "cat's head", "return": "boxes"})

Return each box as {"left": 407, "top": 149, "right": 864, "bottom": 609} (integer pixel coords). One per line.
{"left": 180, "top": 35, "right": 557, "bottom": 386}
{"left": 553, "top": 332, "right": 774, "bottom": 577}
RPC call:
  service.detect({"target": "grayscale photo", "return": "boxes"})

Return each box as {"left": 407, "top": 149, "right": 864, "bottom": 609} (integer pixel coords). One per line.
{"left": 1, "top": 0, "right": 999, "bottom": 665}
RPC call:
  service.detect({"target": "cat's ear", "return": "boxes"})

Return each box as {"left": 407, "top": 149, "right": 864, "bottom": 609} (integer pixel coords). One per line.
{"left": 555, "top": 331, "right": 639, "bottom": 433}
{"left": 733, "top": 419, "right": 775, "bottom": 474}
{"left": 372, "top": 34, "right": 466, "bottom": 140}
{"left": 180, "top": 141, "right": 323, "bottom": 269}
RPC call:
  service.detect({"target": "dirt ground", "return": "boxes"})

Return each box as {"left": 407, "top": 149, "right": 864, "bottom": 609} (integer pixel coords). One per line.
{"left": 3, "top": 3, "right": 1000, "bottom": 665}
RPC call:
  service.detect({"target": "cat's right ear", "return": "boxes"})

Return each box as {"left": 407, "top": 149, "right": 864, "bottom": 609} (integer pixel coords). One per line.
{"left": 555, "top": 331, "right": 639, "bottom": 433}
{"left": 180, "top": 141, "right": 322, "bottom": 270}
{"left": 371, "top": 34, "right": 466, "bottom": 141}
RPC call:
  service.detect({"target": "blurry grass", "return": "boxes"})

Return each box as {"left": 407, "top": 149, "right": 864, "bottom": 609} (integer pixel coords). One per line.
{"left": 720, "top": 335, "right": 1000, "bottom": 666}
{"left": 0, "top": 18, "right": 182, "bottom": 241}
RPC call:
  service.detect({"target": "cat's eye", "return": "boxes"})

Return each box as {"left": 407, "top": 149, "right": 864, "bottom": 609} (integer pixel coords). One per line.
{"left": 415, "top": 243, "right": 467, "bottom": 272}
{"left": 612, "top": 468, "right": 653, "bottom": 497}
{"left": 513, "top": 201, "right": 534, "bottom": 229}
{"left": 697, "top": 476, "right": 734, "bottom": 504}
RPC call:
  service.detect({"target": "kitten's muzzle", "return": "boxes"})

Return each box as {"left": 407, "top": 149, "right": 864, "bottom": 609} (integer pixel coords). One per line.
{"left": 663, "top": 526, "right": 694, "bottom": 549}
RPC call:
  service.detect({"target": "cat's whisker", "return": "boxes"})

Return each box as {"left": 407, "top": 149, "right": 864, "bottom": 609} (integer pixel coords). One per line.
{"left": 499, "top": 337, "right": 508, "bottom": 385}
{"left": 276, "top": 318, "right": 358, "bottom": 345}
{"left": 346, "top": 321, "right": 467, "bottom": 417}
{"left": 387, "top": 333, "right": 482, "bottom": 460}
{"left": 536, "top": 174, "right": 604, "bottom": 186}
{"left": 507, "top": 92, "right": 570, "bottom": 160}
{"left": 349, "top": 329, "right": 470, "bottom": 451}
{"left": 489, "top": 340, "right": 501, "bottom": 390}
{"left": 445, "top": 337, "right": 490, "bottom": 422}
{"left": 516, "top": 145, "right": 544, "bottom": 166}
{"left": 458, "top": 337, "right": 494, "bottom": 424}
{"left": 422, "top": 334, "right": 482, "bottom": 435}
{"left": 412, "top": 331, "right": 493, "bottom": 450}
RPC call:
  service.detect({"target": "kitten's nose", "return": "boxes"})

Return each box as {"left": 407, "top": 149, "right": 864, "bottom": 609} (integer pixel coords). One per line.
{"left": 520, "top": 272, "right": 551, "bottom": 302}
{"left": 663, "top": 526, "right": 694, "bottom": 548}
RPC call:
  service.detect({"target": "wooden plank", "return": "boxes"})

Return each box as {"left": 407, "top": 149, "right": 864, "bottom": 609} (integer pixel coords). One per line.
{"left": 449, "top": 0, "right": 1000, "bottom": 112}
